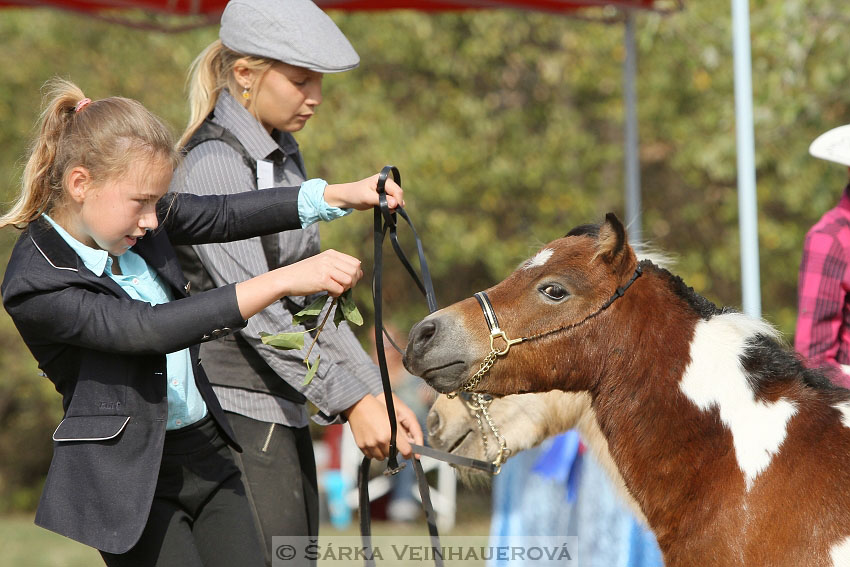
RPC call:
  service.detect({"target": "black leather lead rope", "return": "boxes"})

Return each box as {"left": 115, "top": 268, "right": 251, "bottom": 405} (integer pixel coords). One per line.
{"left": 359, "top": 166, "right": 495, "bottom": 566}
{"left": 409, "top": 442, "right": 497, "bottom": 474}
{"left": 372, "top": 166, "right": 412, "bottom": 473}
{"left": 358, "top": 457, "right": 376, "bottom": 567}
{"left": 359, "top": 165, "right": 443, "bottom": 567}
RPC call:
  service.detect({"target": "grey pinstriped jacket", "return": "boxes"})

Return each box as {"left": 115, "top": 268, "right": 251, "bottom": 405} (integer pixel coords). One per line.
{"left": 172, "top": 90, "right": 383, "bottom": 427}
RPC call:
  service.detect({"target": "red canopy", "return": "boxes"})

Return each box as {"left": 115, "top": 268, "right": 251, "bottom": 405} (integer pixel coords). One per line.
{"left": 0, "top": 0, "right": 677, "bottom": 30}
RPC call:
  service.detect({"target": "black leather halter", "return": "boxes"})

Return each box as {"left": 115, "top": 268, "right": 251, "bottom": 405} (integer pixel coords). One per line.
{"left": 454, "top": 265, "right": 643, "bottom": 395}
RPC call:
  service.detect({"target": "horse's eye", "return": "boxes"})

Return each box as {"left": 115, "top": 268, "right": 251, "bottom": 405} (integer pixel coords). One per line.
{"left": 539, "top": 283, "right": 568, "bottom": 301}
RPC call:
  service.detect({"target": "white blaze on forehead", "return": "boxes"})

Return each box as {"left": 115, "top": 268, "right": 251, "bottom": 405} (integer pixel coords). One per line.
{"left": 522, "top": 248, "right": 554, "bottom": 270}
{"left": 831, "top": 536, "right": 850, "bottom": 566}
{"left": 679, "top": 313, "right": 797, "bottom": 491}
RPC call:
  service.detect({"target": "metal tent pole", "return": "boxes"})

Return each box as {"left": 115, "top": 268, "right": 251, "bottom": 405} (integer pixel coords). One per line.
{"left": 623, "top": 9, "right": 642, "bottom": 243}
{"left": 731, "top": 0, "right": 761, "bottom": 317}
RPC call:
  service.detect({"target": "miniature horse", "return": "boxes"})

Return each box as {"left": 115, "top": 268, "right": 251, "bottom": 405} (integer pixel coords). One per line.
{"left": 427, "top": 391, "right": 647, "bottom": 523}
{"left": 405, "top": 213, "right": 850, "bottom": 567}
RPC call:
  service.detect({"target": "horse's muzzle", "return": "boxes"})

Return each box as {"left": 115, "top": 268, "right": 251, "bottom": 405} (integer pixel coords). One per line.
{"left": 404, "top": 313, "right": 472, "bottom": 392}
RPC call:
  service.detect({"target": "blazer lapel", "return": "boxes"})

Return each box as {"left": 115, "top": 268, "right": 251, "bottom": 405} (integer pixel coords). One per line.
{"left": 28, "top": 218, "right": 127, "bottom": 298}
{"left": 30, "top": 218, "right": 191, "bottom": 299}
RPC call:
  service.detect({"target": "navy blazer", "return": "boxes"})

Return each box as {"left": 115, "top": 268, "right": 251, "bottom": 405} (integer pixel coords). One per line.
{"left": 1, "top": 187, "right": 302, "bottom": 554}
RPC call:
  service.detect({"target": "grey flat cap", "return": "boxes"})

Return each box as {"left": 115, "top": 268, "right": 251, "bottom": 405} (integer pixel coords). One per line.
{"left": 220, "top": 0, "right": 359, "bottom": 73}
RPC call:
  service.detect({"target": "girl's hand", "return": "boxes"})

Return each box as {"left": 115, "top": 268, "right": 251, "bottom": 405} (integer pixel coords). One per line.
{"left": 344, "top": 394, "right": 394, "bottom": 460}
{"left": 323, "top": 173, "right": 405, "bottom": 211}
{"left": 277, "top": 250, "right": 363, "bottom": 298}
{"left": 344, "top": 393, "right": 423, "bottom": 460}
{"left": 235, "top": 250, "right": 362, "bottom": 320}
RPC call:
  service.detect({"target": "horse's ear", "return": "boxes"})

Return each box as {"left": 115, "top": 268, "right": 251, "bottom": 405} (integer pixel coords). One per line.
{"left": 595, "top": 213, "right": 629, "bottom": 267}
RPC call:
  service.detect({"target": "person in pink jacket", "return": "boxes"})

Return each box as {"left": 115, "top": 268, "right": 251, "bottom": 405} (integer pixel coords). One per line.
{"left": 795, "top": 124, "right": 850, "bottom": 388}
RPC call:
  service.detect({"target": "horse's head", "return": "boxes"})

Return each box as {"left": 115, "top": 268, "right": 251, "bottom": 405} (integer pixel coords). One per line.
{"left": 404, "top": 213, "right": 638, "bottom": 396}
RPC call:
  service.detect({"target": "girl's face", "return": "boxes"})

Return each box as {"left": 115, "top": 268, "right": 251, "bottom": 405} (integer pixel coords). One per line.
{"left": 248, "top": 61, "right": 323, "bottom": 134}
{"left": 68, "top": 156, "right": 172, "bottom": 256}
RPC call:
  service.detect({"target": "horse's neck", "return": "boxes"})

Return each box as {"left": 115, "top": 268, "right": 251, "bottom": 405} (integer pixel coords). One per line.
{"left": 587, "top": 276, "right": 744, "bottom": 541}
{"left": 592, "top": 380, "right": 707, "bottom": 526}
{"left": 566, "top": 401, "right": 650, "bottom": 526}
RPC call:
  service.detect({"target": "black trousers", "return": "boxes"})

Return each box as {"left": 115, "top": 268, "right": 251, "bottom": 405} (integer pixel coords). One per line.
{"left": 100, "top": 416, "right": 265, "bottom": 567}
{"left": 225, "top": 411, "right": 319, "bottom": 567}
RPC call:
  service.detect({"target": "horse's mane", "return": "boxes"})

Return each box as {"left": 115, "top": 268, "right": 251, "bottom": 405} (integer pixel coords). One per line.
{"left": 741, "top": 333, "right": 850, "bottom": 398}
{"left": 565, "top": 224, "right": 850, "bottom": 396}
{"left": 635, "top": 258, "right": 845, "bottom": 397}
{"left": 565, "top": 223, "right": 674, "bottom": 267}
{"left": 640, "top": 260, "right": 845, "bottom": 397}
{"left": 638, "top": 259, "right": 724, "bottom": 321}
{"left": 565, "top": 223, "right": 721, "bottom": 320}
{"left": 565, "top": 223, "right": 601, "bottom": 239}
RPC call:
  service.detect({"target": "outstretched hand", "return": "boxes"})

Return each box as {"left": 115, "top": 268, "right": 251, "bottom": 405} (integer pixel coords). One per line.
{"left": 277, "top": 249, "right": 363, "bottom": 298}
{"left": 323, "top": 173, "right": 405, "bottom": 211}
{"left": 235, "top": 249, "right": 362, "bottom": 320}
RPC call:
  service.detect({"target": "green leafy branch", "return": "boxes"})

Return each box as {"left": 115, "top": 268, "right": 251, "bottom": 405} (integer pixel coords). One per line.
{"left": 259, "top": 289, "right": 363, "bottom": 386}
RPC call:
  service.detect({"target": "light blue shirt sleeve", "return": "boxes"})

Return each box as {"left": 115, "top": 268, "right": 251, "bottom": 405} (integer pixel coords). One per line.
{"left": 297, "top": 178, "right": 353, "bottom": 227}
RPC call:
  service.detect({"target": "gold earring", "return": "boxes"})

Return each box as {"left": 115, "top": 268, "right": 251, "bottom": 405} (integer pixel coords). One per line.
{"left": 242, "top": 87, "right": 251, "bottom": 100}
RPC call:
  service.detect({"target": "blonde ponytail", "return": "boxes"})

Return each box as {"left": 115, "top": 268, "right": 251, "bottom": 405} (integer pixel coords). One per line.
{"left": 1, "top": 80, "right": 86, "bottom": 228}
{"left": 1, "top": 78, "right": 179, "bottom": 229}
{"left": 178, "top": 40, "right": 274, "bottom": 149}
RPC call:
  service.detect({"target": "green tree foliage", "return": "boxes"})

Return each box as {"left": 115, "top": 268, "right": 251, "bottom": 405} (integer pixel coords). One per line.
{"left": 0, "top": 0, "right": 849, "bottom": 510}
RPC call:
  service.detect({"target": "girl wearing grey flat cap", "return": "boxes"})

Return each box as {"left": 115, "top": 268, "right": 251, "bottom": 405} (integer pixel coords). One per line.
{"left": 170, "top": 0, "right": 424, "bottom": 562}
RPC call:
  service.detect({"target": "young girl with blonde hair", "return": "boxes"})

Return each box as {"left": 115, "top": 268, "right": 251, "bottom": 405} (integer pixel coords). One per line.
{"left": 1, "top": 77, "right": 403, "bottom": 567}
{"left": 172, "top": 1, "right": 424, "bottom": 561}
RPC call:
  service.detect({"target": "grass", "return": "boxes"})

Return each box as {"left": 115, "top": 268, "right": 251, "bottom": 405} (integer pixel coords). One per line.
{"left": 0, "top": 514, "right": 101, "bottom": 567}
{"left": 0, "top": 490, "right": 493, "bottom": 566}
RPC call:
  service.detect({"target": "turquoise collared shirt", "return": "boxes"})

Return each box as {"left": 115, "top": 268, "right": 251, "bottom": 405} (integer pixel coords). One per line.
{"left": 42, "top": 214, "right": 206, "bottom": 430}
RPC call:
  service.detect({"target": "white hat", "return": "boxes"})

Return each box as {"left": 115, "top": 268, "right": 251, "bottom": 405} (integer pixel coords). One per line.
{"left": 809, "top": 125, "right": 850, "bottom": 167}
{"left": 220, "top": 0, "right": 359, "bottom": 74}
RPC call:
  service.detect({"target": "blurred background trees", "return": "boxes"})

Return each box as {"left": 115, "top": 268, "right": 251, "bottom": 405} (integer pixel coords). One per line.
{"left": 1, "top": 0, "right": 849, "bottom": 511}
